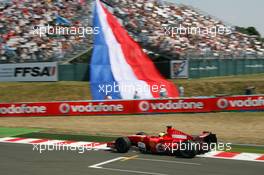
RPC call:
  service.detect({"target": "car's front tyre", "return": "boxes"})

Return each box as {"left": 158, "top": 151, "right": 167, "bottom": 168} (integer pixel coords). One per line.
{"left": 115, "top": 137, "right": 131, "bottom": 153}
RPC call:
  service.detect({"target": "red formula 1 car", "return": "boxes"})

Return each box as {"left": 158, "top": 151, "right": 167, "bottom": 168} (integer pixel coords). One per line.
{"left": 107, "top": 126, "right": 217, "bottom": 158}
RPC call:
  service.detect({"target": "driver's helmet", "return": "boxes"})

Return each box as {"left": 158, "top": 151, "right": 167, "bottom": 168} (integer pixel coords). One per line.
{"left": 158, "top": 132, "right": 166, "bottom": 137}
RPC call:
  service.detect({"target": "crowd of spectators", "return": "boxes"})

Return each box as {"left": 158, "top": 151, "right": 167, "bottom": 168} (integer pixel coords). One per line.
{"left": 0, "top": 0, "right": 91, "bottom": 63}
{"left": 106, "top": 0, "right": 264, "bottom": 59}
{"left": 1, "top": 0, "right": 264, "bottom": 64}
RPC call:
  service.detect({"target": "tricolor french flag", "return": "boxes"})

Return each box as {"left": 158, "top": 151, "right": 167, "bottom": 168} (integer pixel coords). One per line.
{"left": 90, "top": 0, "right": 179, "bottom": 100}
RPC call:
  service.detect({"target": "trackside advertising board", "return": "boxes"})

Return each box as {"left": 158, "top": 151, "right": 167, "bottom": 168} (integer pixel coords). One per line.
{"left": 0, "top": 101, "right": 134, "bottom": 117}
{"left": 0, "top": 62, "right": 58, "bottom": 82}
{"left": 0, "top": 95, "right": 263, "bottom": 117}
{"left": 170, "top": 60, "right": 189, "bottom": 79}
{"left": 135, "top": 96, "right": 264, "bottom": 113}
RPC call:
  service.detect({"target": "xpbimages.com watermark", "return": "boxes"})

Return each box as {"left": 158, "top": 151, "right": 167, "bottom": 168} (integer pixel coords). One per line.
{"left": 98, "top": 82, "right": 166, "bottom": 96}
{"left": 138, "top": 141, "right": 232, "bottom": 153}
{"left": 31, "top": 25, "right": 100, "bottom": 37}
{"left": 162, "top": 142, "right": 231, "bottom": 153}
{"left": 164, "top": 24, "right": 232, "bottom": 37}
{"left": 32, "top": 142, "right": 103, "bottom": 154}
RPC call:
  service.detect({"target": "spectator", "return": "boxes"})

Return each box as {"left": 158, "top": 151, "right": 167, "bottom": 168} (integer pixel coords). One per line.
{"left": 104, "top": 94, "right": 113, "bottom": 100}
{"left": 159, "top": 87, "right": 168, "bottom": 98}
{"left": 133, "top": 91, "right": 140, "bottom": 99}
{"left": 178, "top": 85, "right": 185, "bottom": 97}
{"left": 245, "top": 86, "right": 255, "bottom": 95}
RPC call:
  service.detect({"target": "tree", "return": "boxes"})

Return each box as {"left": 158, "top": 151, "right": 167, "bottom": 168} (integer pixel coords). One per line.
{"left": 247, "top": 27, "right": 260, "bottom": 36}
{"left": 235, "top": 26, "right": 261, "bottom": 37}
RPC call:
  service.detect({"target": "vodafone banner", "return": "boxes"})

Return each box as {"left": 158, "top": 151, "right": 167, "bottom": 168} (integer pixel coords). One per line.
{"left": 0, "top": 101, "right": 133, "bottom": 117}
{"left": 135, "top": 96, "right": 264, "bottom": 113}
{"left": 214, "top": 96, "right": 264, "bottom": 111}
{"left": 0, "top": 95, "right": 263, "bottom": 117}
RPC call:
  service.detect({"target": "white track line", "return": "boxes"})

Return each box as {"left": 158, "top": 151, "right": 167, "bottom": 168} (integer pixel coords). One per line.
{"left": 89, "top": 157, "right": 125, "bottom": 168}
{"left": 89, "top": 156, "right": 168, "bottom": 175}
{"left": 133, "top": 157, "right": 201, "bottom": 166}
{"left": 96, "top": 167, "right": 168, "bottom": 175}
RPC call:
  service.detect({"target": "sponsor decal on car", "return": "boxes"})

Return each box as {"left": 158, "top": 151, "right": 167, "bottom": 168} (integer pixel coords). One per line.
{"left": 172, "top": 134, "right": 188, "bottom": 139}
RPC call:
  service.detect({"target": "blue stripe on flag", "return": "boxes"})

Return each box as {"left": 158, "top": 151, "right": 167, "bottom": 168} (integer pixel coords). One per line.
{"left": 90, "top": 4, "right": 121, "bottom": 100}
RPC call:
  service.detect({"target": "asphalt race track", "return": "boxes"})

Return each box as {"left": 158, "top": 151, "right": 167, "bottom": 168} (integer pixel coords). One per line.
{"left": 0, "top": 143, "right": 263, "bottom": 175}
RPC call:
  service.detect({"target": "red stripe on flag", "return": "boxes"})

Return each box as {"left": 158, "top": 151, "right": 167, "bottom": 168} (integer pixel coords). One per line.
{"left": 256, "top": 155, "right": 264, "bottom": 161}
{"left": 29, "top": 139, "right": 50, "bottom": 144}
{"left": 100, "top": 2, "right": 179, "bottom": 98}
{"left": 214, "top": 152, "right": 240, "bottom": 158}
{"left": 5, "top": 138, "right": 27, "bottom": 142}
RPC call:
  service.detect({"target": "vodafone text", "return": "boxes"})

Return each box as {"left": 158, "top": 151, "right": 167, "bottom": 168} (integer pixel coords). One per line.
{"left": 139, "top": 100, "right": 204, "bottom": 111}
{"left": 217, "top": 97, "right": 264, "bottom": 109}
{"left": 59, "top": 103, "right": 124, "bottom": 114}
{"left": 0, "top": 104, "right": 46, "bottom": 114}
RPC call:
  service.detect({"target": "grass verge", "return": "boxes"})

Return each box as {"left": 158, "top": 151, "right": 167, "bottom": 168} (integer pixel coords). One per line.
{"left": 0, "top": 74, "right": 263, "bottom": 102}
{"left": 0, "top": 127, "right": 42, "bottom": 137}
{"left": 228, "top": 145, "right": 264, "bottom": 154}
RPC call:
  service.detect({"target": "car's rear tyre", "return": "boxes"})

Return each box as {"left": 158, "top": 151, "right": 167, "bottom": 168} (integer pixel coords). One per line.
{"left": 115, "top": 137, "right": 131, "bottom": 153}
{"left": 179, "top": 141, "right": 197, "bottom": 158}
{"left": 203, "top": 133, "right": 217, "bottom": 153}
{"left": 205, "top": 133, "right": 217, "bottom": 146}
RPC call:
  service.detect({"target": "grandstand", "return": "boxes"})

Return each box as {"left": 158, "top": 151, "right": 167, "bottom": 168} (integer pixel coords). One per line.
{"left": 0, "top": 0, "right": 264, "bottom": 64}
{"left": 0, "top": 0, "right": 92, "bottom": 64}
{"left": 106, "top": 0, "right": 264, "bottom": 60}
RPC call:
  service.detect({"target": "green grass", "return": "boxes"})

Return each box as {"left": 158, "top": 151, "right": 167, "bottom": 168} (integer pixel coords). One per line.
{"left": 0, "top": 74, "right": 263, "bottom": 102}
{"left": 175, "top": 73, "right": 264, "bottom": 97}
{"left": 0, "top": 127, "right": 42, "bottom": 137}
{"left": 229, "top": 145, "right": 264, "bottom": 154}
